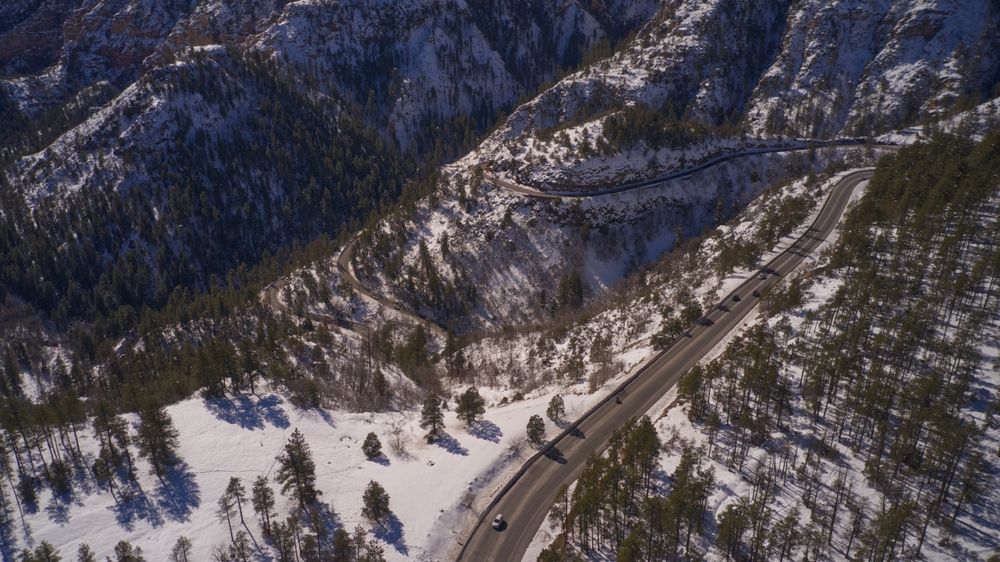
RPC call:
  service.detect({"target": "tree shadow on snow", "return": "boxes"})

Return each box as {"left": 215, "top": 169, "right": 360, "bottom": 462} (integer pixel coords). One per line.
{"left": 297, "top": 405, "right": 337, "bottom": 428}
{"left": 19, "top": 479, "right": 39, "bottom": 516}
{"left": 648, "top": 467, "right": 672, "bottom": 496}
{"left": 204, "top": 393, "right": 290, "bottom": 430}
{"left": 433, "top": 432, "right": 469, "bottom": 456}
{"left": 44, "top": 484, "right": 77, "bottom": 525}
{"left": 0, "top": 515, "right": 18, "bottom": 562}
{"left": 71, "top": 452, "right": 98, "bottom": 496}
{"left": 468, "top": 420, "right": 502, "bottom": 443}
{"left": 305, "top": 500, "right": 342, "bottom": 541}
{"left": 374, "top": 513, "right": 408, "bottom": 556}
{"left": 155, "top": 461, "right": 201, "bottom": 522}
{"left": 112, "top": 480, "right": 163, "bottom": 531}
{"left": 368, "top": 454, "right": 390, "bottom": 467}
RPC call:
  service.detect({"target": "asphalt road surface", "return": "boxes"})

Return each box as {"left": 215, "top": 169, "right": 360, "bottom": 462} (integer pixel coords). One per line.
{"left": 337, "top": 235, "right": 448, "bottom": 340}
{"left": 457, "top": 168, "right": 874, "bottom": 562}
{"left": 483, "top": 140, "right": 882, "bottom": 198}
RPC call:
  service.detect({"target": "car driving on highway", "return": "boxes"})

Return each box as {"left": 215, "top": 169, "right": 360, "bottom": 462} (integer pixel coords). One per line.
{"left": 492, "top": 513, "right": 505, "bottom": 530}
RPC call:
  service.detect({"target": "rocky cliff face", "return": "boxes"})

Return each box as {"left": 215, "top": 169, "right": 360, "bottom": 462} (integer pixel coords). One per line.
{"left": 0, "top": 0, "right": 660, "bottom": 329}
{"left": 1, "top": 0, "right": 658, "bottom": 141}
{"left": 0, "top": 0, "right": 997, "bottom": 332}
{"left": 745, "top": 0, "right": 1000, "bottom": 136}
{"left": 342, "top": 0, "right": 1000, "bottom": 330}
{"left": 477, "top": 0, "right": 999, "bottom": 170}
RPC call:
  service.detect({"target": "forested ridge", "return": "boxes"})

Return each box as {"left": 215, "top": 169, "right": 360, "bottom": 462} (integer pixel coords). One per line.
{"left": 0, "top": 51, "right": 424, "bottom": 473}
{"left": 539, "top": 132, "right": 1000, "bottom": 561}
{"left": 0, "top": 52, "right": 411, "bottom": 340}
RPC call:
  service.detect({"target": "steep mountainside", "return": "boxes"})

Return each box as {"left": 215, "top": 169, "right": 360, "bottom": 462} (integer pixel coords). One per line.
{"left": 351, "top": 146, "right": 880, "bottom": 332}
{"left": 1, "top": 0, "right": 658, "bottom": 144}
{"left": 1, "top": 51, "right": 407, "bottom": 337}
{"left": 534, "top": 130, "right": 1000, "bottom": 562}
{"left": 0, "top": 0, "right": 659, "bottom": 339}
{"left": 0, "top": 1, "right": 998, "bottom": 560}
{"left": 342, "top": 0, "right": 1000, "bottom": 334}
{"left": 474, "top": 0, "right": 1000, "bottom": 184}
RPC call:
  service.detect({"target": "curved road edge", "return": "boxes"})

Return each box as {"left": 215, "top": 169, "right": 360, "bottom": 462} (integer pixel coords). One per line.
{"left": 322, "top": 140, "right": 894, "bottom": 351}
{"left": 336, "top": 234, "right": 449, "bottom": 341}
{"left": 483, "top": 138, "right": 890, "bottom": 198}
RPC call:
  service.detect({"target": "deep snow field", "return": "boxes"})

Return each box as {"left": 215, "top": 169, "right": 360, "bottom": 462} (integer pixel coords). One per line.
{"left": 17, "top": 376, "right": 639, "bottom": 560}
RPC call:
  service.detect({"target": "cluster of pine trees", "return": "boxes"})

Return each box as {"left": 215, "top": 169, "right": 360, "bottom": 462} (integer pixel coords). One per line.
{"left": 672, "top": 131, "right": 1000, "bottom": 559}
{"left": 598, "top": 102, "right": 734, "bottom": 155}
{"left": 0, "top": 397, "right": 181, "bottom": 559}
{"left": 209, "top": 428, "right": 392, "bottom": 562}
{"left": 540, "top": 417, "right": 716, "bottom": 561}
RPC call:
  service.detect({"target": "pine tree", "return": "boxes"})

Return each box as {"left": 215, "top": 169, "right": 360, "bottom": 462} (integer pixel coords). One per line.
{"left": 227, "top": 483, "right": 261, "bottom": 561}
{"left": 455, "top": 387, "right": 485, "bottom": 426}
{"left": 362, "top": 480, "right": 391, "bottom": 525}
{"left": 251, "top": 475, "right": 275, "bottom": 536}
{"left": 217, "top": 484, "right": 238, "bottom": 545}
{"left": 546, "top": 395, "right": 565, "bottom": 422}
{"left": 716, "top": 499, "right": 749, "bottom": 560}
{"left": 231, "top": 531, "right": 251, "bottom": 562}
{"left": 364, "top": 538, "right": 386, "bottom": 562}
{"left": 22, "top": 542, "right": 61, "bottom": 562}
{"left": 92, "top": 400, "right": 133, "bottom": 476}
{"left": 275, "top": 428, "right": 319, "bottom": 509}
{"left": 527, "top": 415, "right": 546, "bottom": 446}
{"left": 419, "top": 395, "right": 444, "bottom": 442}
{"left": 169, "top": 537, "right": 192, "bottom": 562}
{"left": 226, "top": 477, "right": 249, "bottom": 527}
{"left": 111, "top": 541, "right": 145, "bottom": 562}
{"left": 134, "top": 402, "right": 180, "bottom": 479}
{"left": 75, "top": 545, "right": 96, "bottom": 562}
{"left": 270, "top": 519, "right": 296, "bottom": 562}
{"left": 332, "top": 529, "right": 353, "bottom": 561}
{"left": 770, "top": 508, "right": 800, "bottom": 562}
{"left": 362, "top": 432, "right": 382, "bottom": 459}
{"left": 353, "top": 524, "right": 368, "bottom": 560}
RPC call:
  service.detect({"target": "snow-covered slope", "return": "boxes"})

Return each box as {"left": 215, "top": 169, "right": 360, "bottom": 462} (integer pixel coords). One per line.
{"left": 745, "top": 0, "right": 1000, "bottom": 137}
{"left": 349, "top": 146, "right": 882, "bottom": 332}
{"left": 13, "top": 384, "right": 623, "bottom": 560}
{"left": 471, "top": 0, "right": 999, "bottom": 182}
{"left": 11, "top": 168, "right": 872, "bottom": 562}
{"left": 1, "top": 0, "right": 659, "bottom": 144}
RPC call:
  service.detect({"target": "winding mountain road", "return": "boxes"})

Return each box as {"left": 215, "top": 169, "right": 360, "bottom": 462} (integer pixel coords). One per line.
{"left": 330, "top": 140, "right": 889, "bottom": 342}
{"left": 484, "top": 139, "right": 879, "bottom": 198}
{"left": 317, "top": 150, "right": 878, "bottom": 560}
{"left": 337, "top": 235, "right": 448, "bottom": 341}
{"left": 456, "top": 168, "right": 874, "bottom": 561}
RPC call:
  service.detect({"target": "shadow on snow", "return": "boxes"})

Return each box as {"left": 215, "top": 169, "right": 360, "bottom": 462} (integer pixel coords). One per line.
{"left": 467, "top": 420, "right": 502, "bottom": 443}
{"left": 432, "top": 432, "right": 469, "bottom": 456}
{"left": 373, "top": 512, "right": 408, "bottom": 556}
{"left": 204, "top": 393, "right": 290, "bottom": 430}
{"left": 155, "top": 461, "right": 201, "bottom": 522}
